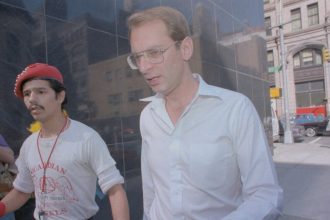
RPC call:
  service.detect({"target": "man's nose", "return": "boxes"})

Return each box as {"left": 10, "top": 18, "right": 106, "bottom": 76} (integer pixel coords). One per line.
{"left": 138, "top": 55, "right": 153, "bottom": 73}
{"left": 27, "top": 91, "right": 37, "bottom": 102}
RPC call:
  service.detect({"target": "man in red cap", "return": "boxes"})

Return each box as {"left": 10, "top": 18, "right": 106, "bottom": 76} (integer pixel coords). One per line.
{"left": 1, "top": 63, "right": 129, "bottom": 220}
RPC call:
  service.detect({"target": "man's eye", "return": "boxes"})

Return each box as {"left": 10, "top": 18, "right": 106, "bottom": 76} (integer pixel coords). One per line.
{"left": 23, "top": 92, "right": 30, "bottom": 97}
{"left": 133, "top": 54, "right": 143, "bottom": 62}
{"left": 147, "top": 49, "right": 162, "bottom": 58}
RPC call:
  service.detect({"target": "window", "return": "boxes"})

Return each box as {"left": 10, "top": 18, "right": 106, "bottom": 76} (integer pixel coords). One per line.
{"left": 301, "top": 49, "right": 313, "bottom": 66}
{"left": 128, "top": 90, "right": 143, "bottom": 102}
{"left": 108, "top": 93, "right": 122, "bottom": 106}
{"left": 310, "top": 81, "right": 324, "bottom": 90}
{"left": 291, "top": 8, "right": 301, "bottom": 31}
{"left": 296, "top": 81, "right": 325, "bottom": 107}
{"left": 264, "top": 17, "right": 272, "bottom": 36}
{"left": 295, "top": 83, "right": 309, "bottom": 93}
{"left": 308, "top": 3, "right": 319, "bottom": 26}
{"left": 126, "top": 68, "right": 133, "bottom": 78}
{"left": 105, "top": 71, "right": 113, "bottom": 81}
{"left": 293, "top": 49, "right": 322, "bottom": 69}
{"left": 293, "top": 55, "right": 301, "bottom": 68}
{"left": 267, "top": 50, "right": 274, "bottom": 69}
{"left": 315, "top": 52, "right": 322, "bottom": 64}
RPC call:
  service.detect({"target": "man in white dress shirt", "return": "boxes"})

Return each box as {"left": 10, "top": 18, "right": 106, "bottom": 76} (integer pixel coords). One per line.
{"left": 127, "top": 6, "right": 283, "bottom": 220}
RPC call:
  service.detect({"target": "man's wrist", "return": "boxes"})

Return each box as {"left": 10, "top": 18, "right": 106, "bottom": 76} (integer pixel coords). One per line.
{"left": 0, "top": 201, "right": 6, "bottom": 217}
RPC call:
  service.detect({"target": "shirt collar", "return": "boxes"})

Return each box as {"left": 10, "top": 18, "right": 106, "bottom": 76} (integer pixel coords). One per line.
{"left": 140, "top": 73, "right": 224, "bottom": 104}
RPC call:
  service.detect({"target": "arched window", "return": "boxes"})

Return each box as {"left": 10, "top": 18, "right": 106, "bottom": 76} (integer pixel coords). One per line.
{"left": 293, "top": 48, "right": 322, "bottom": 69}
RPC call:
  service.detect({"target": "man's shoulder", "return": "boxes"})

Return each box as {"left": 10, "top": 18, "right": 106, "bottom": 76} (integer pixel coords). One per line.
{"left": 205, "top": 84, "right": 248, "bottom": 104}
{"left": 197, "top": 73, "right": 245, "bottom": 101}
{"left": 20, "top": 132, "right": 38, "bottom": 151}
{"left": 140, "top": 103, "right": 152, "bottom": 123}
{"left": 24, "top": 132, "right": 38, "bottom": 141}
{"left": 69, "top": 119, "right": 97, "bottom": 134}
{"left": 68, "top": 119, "right": 103, "bottom": 141}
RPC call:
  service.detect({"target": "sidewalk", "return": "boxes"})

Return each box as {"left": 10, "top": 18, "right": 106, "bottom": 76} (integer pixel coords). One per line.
{"left": 273, "top": 141, "right": 330, "bottom": 220}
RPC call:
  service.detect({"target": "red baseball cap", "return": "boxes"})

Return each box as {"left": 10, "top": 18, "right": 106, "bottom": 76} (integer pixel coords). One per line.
{"left": 14, "top": 63, "right": 64, "bottom": 98}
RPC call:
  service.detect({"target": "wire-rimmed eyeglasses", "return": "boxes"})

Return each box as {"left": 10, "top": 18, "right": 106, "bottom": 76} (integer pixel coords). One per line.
{"left": 127, "top": 41, "right": 181, "bottom": 70}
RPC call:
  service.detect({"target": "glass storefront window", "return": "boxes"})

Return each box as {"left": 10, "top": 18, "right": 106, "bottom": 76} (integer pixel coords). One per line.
{"left": 310, "top": 80, "right": 324, "bottom": 91}
{"left": 295, "top": 82, "right": 309, "bottom": 92}
{"left": 310, "top": 91, "right": 325, "bottom": 106}
{"left": 296, "top": 80, "right": 325, "bottom": 107}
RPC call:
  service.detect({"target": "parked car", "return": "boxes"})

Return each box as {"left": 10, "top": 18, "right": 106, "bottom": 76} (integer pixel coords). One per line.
{"left": 299, "top": 117, "right": 330, "bottom": 137}
{"left": 294, "top": 113, "right": 324, "bottom": 125}
{"left": 291, "top": 113, "right": 330, "bottom": 137}
{"left": 278, "top": 116, "right": 305, "bottom": 142}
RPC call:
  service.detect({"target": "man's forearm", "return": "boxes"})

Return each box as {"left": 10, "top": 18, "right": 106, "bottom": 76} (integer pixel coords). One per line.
{"left": 1, "top": 188, "right": 32, "bottom": 214}
{"left": 108, "top": 184, "right": 130, "bottom": 220}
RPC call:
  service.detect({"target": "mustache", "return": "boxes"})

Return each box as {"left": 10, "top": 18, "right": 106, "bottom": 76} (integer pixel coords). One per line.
{"left": 28, "top": 103, "right": 45, "bottom": 112}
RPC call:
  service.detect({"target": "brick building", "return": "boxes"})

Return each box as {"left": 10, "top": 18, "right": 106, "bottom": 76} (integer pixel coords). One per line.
{"left": 264, "top": 0, "right": 330, "bottom": 117}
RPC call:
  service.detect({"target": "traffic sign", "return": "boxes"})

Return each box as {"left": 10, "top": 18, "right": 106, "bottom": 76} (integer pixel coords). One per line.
{"left": 268, "top": 65, "right": 282, "bottom": 73}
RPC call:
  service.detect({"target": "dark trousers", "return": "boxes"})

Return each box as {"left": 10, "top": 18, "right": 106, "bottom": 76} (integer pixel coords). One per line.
{"left": 14, "top": 198, "right": 35, "bottom": 220}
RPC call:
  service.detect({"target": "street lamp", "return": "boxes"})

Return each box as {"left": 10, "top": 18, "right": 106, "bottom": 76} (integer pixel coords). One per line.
{"left": 268, "top": 0, "right": 293, "bottom": 143}
{"left": 278, "top": 0, "right": 293, "bottom": 143}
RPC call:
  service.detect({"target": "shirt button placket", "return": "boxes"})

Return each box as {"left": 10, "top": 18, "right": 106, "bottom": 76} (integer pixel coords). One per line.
{"left": 170, "top": 136, "right": 184, "bottom": 219}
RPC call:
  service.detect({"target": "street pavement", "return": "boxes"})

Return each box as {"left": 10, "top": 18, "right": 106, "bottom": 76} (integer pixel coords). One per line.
{"left": 273, "top": 137, "right": 330, "bottom": 220}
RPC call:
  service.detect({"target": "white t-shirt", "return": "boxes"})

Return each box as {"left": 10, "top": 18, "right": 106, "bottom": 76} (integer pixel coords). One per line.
{"left": 14, "top": 119, "right": 124, "bottom": 219}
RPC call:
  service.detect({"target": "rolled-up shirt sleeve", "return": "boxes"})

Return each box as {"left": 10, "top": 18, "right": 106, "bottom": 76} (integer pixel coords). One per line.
{"left": 87, "top": 132, "right": 124, "bottom": 194}
{"left": 13, "top": 143, "right": 35, "bottom": 193}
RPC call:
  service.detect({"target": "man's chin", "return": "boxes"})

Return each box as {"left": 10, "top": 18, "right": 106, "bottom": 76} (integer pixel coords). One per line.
{"left": 150, "top": 86, "right": 165, "bottom": 94}
{"left": 31, "top": 114, "right": 42, "bottom": 121}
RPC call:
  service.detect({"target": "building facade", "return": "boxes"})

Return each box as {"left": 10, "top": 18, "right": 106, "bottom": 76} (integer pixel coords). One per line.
{"left": 264, "top": 0, "right": 330, "bottom": 118}
{"left": 1, "top": 0, "right": 268, "bottom": 219}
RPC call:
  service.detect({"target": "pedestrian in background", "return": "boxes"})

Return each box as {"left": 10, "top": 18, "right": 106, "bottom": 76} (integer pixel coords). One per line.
{"left": 0, "top": 134, "right": 15, "bottom": 220}
{"left": 0, "top": 135, "right": 14, "bottom": 165}
{"left": 127, "top": 6, "right": 283, "bottom": 220}
{"left": 0, "top": 63, "right": 129, "bottom": 220}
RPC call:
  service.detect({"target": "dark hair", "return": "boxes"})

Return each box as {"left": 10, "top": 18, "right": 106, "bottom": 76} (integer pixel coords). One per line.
{"left": 21, "top": 77, "right": 68, "bottom": 110}
{"left": 47, "top": 78, "right": 68, "bottom": 109}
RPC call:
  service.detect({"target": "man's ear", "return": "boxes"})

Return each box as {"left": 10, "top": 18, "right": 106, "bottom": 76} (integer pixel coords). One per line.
{"left": 180, "top": 37, "right": 193, "bottom": 61}
{"left": 57, "top": 90, "right": 66, "bottom": 104}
